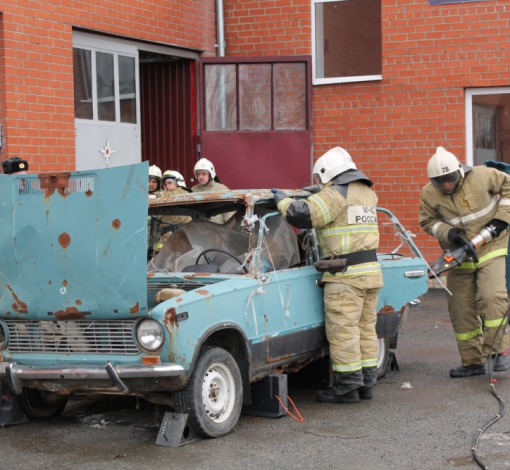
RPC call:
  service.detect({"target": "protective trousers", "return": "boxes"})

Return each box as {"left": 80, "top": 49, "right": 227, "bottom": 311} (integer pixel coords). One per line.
{"left": 446, "top": 256, "right": 510, "bottom": 366}
{"left": 324, "top": 282, "right": 380, "bottom": 394}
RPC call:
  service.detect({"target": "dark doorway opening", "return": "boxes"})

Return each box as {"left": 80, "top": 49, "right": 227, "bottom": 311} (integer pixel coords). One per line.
{"left": 139, "top": 51, "right": 197, "bottom": 186}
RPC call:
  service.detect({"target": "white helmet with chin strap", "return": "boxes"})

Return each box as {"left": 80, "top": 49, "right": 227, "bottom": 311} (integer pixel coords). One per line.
{"left": 162, "top": 170, "right": 186, "bottom": 188}
{"left": 194, "top": 158, "right": 216, "bottom": 180}
{"left": 313, "top": 147, "right": 357, "bottom": 185}
{"left": 149, "top": 165, "right": 162, "bottom": 181}
{"left": 427, "top": 146, "right": 464, "bottom": 191}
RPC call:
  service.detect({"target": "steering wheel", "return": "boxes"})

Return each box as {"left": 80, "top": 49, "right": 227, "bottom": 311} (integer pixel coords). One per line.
{"left": 195, "top": 248, "right": 248, "bottom": 273}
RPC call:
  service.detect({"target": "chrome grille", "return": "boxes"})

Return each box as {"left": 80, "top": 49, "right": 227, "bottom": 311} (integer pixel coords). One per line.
{"left": 4, "top": 320, "right": 140, "bottom": 355}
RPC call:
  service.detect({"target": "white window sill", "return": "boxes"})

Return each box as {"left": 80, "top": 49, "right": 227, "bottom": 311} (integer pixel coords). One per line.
{"left": 313, "top": 75, "right": 382, "bottom": 86}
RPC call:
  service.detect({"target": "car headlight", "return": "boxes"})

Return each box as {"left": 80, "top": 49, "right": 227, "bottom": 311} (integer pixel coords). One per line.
{"left": 137, "top": 319, "right": 164, "bottom": 351}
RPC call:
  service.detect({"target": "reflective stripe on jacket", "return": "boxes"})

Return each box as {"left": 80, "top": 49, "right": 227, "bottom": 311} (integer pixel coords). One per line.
{"left": 278, "top": 180, "right": 383, "bottom": 288}
{"left": 419, "top": 166, "right": 510, "bottom": 269}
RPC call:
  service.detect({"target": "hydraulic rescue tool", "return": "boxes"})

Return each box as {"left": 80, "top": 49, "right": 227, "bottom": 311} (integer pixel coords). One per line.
{"left": 428, "top": 223, "right": 500, "bottom": 278}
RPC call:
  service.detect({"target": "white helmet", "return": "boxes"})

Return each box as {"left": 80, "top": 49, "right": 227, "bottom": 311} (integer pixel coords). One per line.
{"left": 194, "top": 158, "right": 216, "bottom": 180}
{"left": 149, "top": 165, "right": 162, "bottom": 181}
{"left": 427, "top": 146, "right": 464, "bottom": 192}
{"left": 313, "top": 147, "right": 357, "bottom": 184}
{"left": 162, "top": 170, "right": 186, "bottom": 188}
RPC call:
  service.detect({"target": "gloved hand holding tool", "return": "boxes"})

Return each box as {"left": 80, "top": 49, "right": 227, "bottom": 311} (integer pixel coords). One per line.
{"left": 429, "top": 221, "right": 507, "bottom": 278}
{"left": 488, "top": 218, "right": 508, "bottom": 237}
{"left": 447, "top": 227, "right": 466, "bottom": 244}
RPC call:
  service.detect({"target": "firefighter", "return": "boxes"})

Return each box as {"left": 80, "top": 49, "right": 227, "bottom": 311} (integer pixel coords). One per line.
{"left": 149, "top": 165, "right": 162, "bottom": 194}
{"left": 419, "top": 146, "right": 510, "bottom": 377}
{"left": 191, "top": 158, "right": 234, "bottom": 224}
{"left": 273, "top": 147, "right": 383, "bottom": 403}
{"left": 152, "top": 170, "right": 192, "bottom": 252}
{"left": 161, "top": 170, "right": 190, "bottom": 192}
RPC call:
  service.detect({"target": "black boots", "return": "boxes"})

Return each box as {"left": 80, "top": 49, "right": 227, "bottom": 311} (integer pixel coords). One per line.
{"left": 493, "top": 353, "right": 510, "bottom": 371}
{"left": 449, "top": 363, "right": 486, "bottom": 378}
{"left": 316, "top": 388, "right": 359, "bottom": 404}
{"left": 316, "top": 386, "right": 374, "bottom": 403}
{"left": 357, "top": 386, "right": 373, "bottom": 400}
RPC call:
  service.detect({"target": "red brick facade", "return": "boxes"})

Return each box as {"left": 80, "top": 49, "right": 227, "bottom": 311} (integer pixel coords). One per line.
{"left": 0, "top": 0, "right": 216, "bottom": 171}
{"left": 224, "top": 0, "right": 510, "bottom": 260}
{"left": 1, "top": 0, "right": 509, "bottom": 260}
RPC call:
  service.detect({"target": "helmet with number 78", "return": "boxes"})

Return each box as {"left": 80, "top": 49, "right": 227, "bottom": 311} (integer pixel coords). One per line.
{"left": 313, "top": 147, "right": 357, "bottom": 185}
{"left": 427, "top": 146, "right": 464, "bottom": 194}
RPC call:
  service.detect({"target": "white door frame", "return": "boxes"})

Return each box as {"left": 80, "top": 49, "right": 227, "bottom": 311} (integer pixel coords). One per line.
{"left": 465, "top": 87, "right": 510, "bottom": 166}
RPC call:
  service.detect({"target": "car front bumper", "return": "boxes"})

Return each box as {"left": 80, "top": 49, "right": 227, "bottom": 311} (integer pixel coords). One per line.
{"left": 0, "top": 361, "right": 185, "bottom": 394}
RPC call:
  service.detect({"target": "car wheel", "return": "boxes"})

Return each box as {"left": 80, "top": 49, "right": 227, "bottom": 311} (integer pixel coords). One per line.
{"left": 20, "top": 388, "right": 69, "bottom": 420}
{"left": 174, "top": 347, "right": 243, "bottom": 438}
{"left": 376, "top": 337, "right": 390, "bottom": 378}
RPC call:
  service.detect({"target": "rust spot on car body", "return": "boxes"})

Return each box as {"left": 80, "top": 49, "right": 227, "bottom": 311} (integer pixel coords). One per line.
{"left": 62, "top": 280, "right": 67, "bottom": 286}
{"left": 58, "top": 188, "right": 70, "bottom": 198}
{"left": 6, "top": 285, "right": 27, "bottom": 311}
{"left": 85, "top": 189, "right": 93, "bottom": 197}
{"left": 112, "top": 219, "right": 121, "bottom": 230}
{"left": 38, "top": 173, "right": 71, "bottom": 199}
{"left": 378, "top": 305, "right": 395, "bottom": 314}
{"left": 58, "top": 232, "right": 71, "bottom": 249}
{"left": 55, "top": 307, "right": 84, "bottom": 320}
{"left": 129, "top": 302, "right": 140, "bottom": 314}
{"left": 147, "top": 273, "right": 155, "bottom": 278}
{"left": 76, "top": 300, "right": 82, "bottom": 305}
{"left": 195, "top": 290, "right": 210, "bottom": 296}
{"left": 165, "top": 308, "right": 178, "bottom": 329}
{"left": 176, "top": 298, "right": 183, "bottom": 303}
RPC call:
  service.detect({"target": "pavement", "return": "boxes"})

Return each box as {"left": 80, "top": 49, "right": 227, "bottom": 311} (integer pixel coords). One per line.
{"left": 1, "top": 289, "right": 510, "bottom": 469}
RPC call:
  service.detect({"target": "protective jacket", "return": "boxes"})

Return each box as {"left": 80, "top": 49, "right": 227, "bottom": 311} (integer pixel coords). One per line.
{"left": 420, "top": 165, "right": 510, "bottom": 366}
{"left": 277, "top": 170, "right": 383, "bottom": 289}
{"left": 191, "top": 179, "right": 233, "bottom": 224}
{"left": 419, "top": 166, "right": 510, "bottom": 269}
{"left": 277, "top": 169, "right": 383, "bottom": 394}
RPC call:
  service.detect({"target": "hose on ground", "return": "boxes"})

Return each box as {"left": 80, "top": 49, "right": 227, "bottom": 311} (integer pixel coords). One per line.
{"left": 472, "top": 310, "right": 509, "bottom": 469}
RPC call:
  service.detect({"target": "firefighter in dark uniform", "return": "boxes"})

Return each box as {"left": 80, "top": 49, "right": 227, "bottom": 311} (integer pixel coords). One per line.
{"left": 273, "top": 147, "right": 383, "bottom": 403}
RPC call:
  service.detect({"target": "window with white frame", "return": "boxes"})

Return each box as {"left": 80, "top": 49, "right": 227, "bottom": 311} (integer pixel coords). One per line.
{"left": 465, "top": 88, "right": 510, "bottom": 166}
{"left": 312, "top": 0, "right": 382, "bottom": 85}
{"left": 73, "top": 47, "right": 137, "bottom": 124}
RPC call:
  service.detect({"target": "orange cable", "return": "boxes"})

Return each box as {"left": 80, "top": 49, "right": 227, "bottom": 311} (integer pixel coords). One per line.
{"left": 275, "top": 395, "right": 304, "bottom": 423}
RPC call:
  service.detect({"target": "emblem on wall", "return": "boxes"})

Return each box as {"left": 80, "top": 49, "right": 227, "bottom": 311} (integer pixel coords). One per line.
{"left": 99, "top": 141, "right": 116, "bottom": 168}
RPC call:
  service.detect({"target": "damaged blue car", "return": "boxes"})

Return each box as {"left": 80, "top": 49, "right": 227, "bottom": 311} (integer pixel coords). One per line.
{"left": 0, "top": 163, "right": 428, "bottom": 437}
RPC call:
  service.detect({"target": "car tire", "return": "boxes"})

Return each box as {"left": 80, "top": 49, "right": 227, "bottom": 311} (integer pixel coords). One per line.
{"left": 174, "top": 347, "right": 243, "bottom": 438}
{"left": 20, "top": 388, "right": 69, "bottom": 420}
{"left": 376, "top": 337, "right": 390, "bottom": 378}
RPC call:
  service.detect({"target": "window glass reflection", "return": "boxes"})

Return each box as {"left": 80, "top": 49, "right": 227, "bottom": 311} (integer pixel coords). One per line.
{"left": 73, "top": 48, "right": 93, "bottom": 120}
{"left": 96, "top": 52, "right": 116, "bottom": 122}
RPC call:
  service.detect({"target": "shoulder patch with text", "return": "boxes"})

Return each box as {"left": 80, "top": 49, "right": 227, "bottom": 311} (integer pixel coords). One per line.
{"left": 347, "top": 206, "right": 377, "bottom": 224}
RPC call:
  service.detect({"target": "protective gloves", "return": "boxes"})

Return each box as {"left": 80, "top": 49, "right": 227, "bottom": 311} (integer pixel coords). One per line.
{"left": 447, "top": 227, "right": 466, "bottom": 244}
{"left": 271, "top": 188, "right": 288, "bottom": 205}
{"left": 488, "top": 218, "right": 509, "bottom": 237}
{"left": 302, "top": 184, "right": 322, "bottom": 194}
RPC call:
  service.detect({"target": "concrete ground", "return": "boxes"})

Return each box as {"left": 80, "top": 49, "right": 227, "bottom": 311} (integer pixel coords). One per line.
{"left": 1, "top": 289, "right": 510, "bottom": 469}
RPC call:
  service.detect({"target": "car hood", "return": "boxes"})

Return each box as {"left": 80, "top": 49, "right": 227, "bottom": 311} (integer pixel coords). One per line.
{"left": 0, "top": 163, "right": 149, "bottom": 320}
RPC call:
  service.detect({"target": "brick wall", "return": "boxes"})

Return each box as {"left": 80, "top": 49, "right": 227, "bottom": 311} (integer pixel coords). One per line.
{"left": 0, "top": 0, "right": 216, "bottom": 172}
{"left": 224, "top": 0, "right": 510, "bottom": 262}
